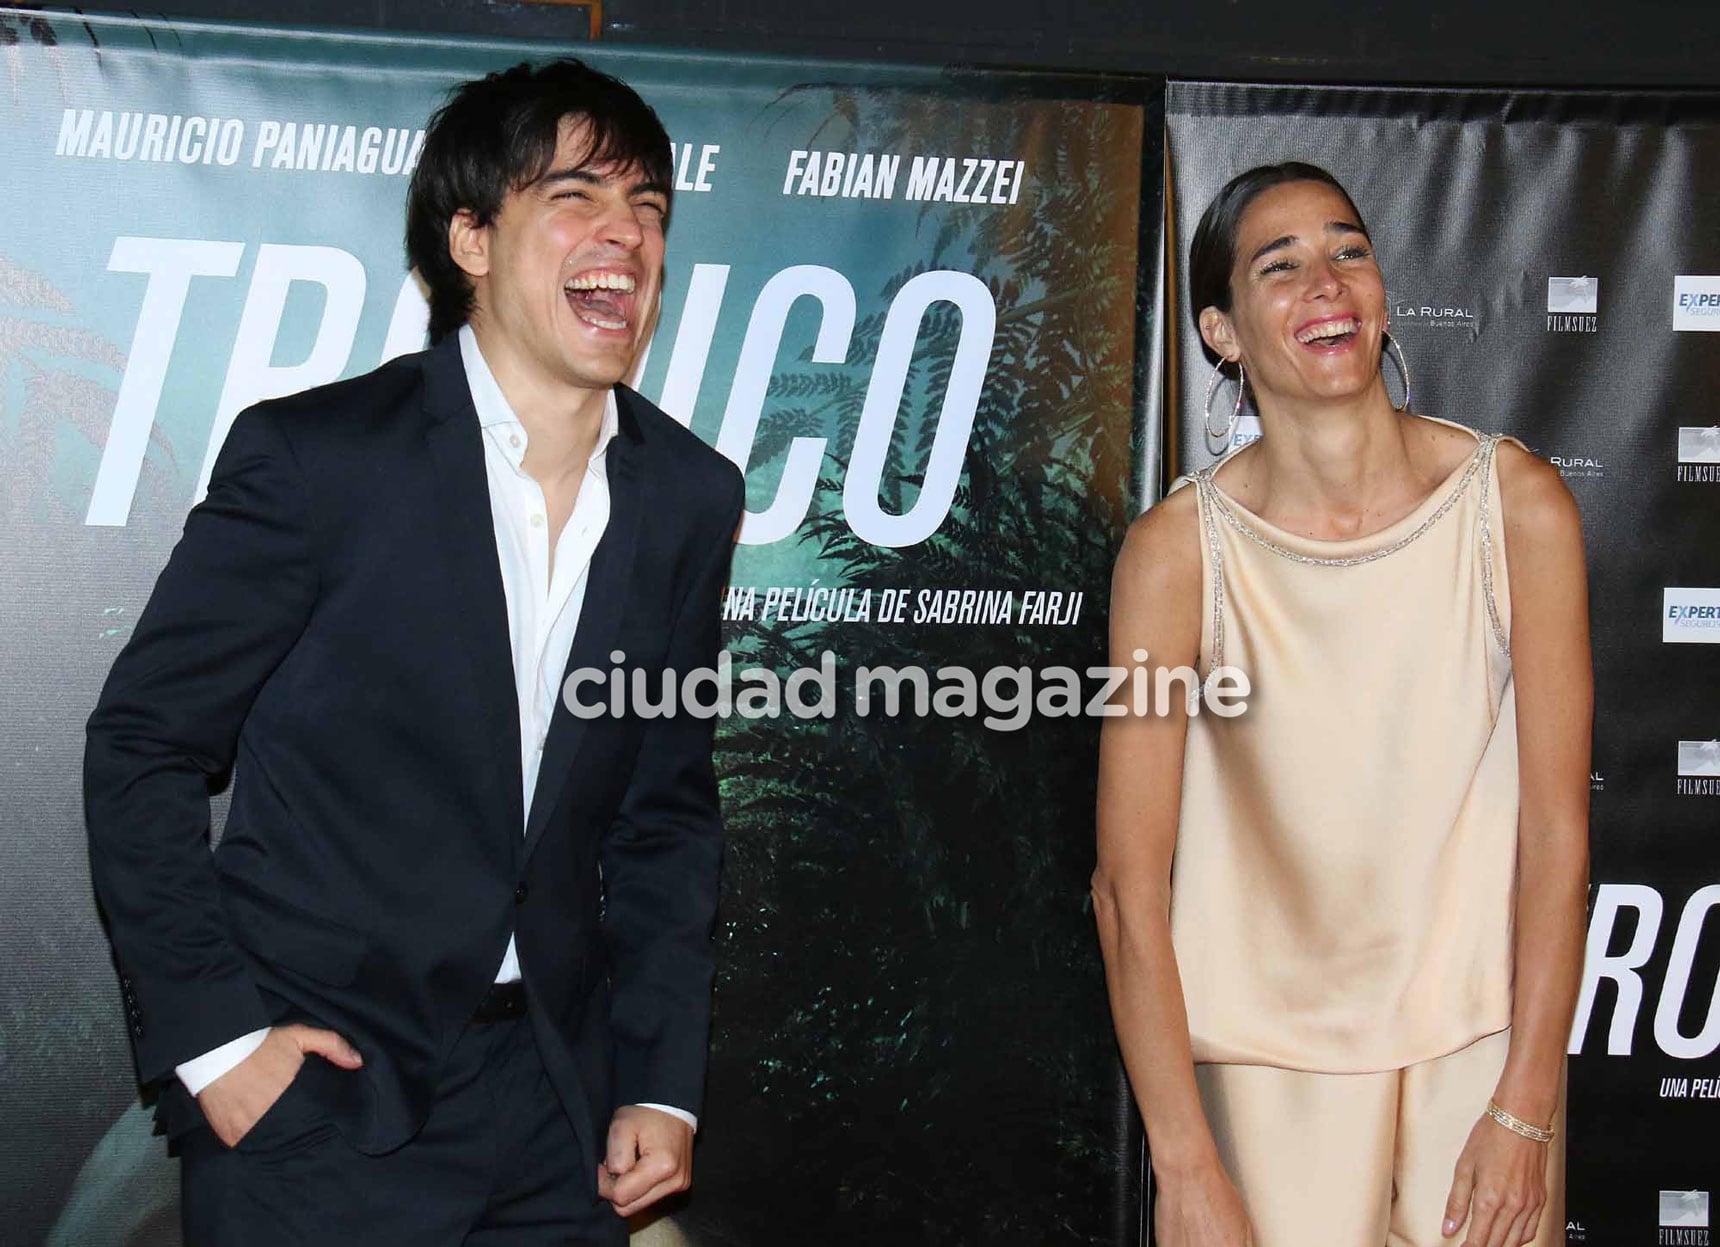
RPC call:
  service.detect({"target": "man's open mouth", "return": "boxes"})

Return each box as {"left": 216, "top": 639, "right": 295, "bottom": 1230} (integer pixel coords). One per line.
{"left": 564, "top": 270, "right": 637, "bottom": 332}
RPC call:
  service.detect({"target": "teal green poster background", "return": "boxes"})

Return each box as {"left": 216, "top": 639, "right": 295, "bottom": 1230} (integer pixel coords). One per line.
{"left": 0, "top": 8, "right": 1156, "bottom": 1242}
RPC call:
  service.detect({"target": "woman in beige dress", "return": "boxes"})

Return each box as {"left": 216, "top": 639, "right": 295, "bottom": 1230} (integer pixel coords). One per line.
{"left": 1093, "top": 163, "right": 1590, "bottom": 1247}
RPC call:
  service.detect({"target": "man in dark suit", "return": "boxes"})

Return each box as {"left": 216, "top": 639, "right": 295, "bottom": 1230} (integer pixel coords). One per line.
{"left": 84, "top": 59, "right": 743, "bottom": 1245}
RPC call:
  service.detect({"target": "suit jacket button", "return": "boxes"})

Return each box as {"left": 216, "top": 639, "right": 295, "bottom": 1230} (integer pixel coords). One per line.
{"left": 514, "top": 882, "right": 529, "bottom": 905}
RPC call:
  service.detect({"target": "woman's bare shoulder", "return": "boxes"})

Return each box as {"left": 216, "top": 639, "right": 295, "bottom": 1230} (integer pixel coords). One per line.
{"left": 1112, "top": 483, "right": 1204, "bottom": 633}
{"left": 1494, "top": 437, "right": 1582, "bottom": 550}
{"left": 1119, "top": 483, "right": 1201, "bottom": 573}
{"left": 1405, "top": 414, "right": 1490, "bottom": 479}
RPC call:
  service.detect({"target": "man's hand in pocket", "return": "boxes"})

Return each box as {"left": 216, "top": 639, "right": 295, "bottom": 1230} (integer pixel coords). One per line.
{"left": 196, "top": 1023, "right": 363, "bottom": 1147}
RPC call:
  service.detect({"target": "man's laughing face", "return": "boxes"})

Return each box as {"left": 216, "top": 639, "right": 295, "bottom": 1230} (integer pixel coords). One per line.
{"left": 455, "top": 116, "right": 668, "bottom": 394}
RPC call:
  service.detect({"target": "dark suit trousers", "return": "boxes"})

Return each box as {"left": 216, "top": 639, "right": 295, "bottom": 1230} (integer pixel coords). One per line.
{"left": 179, "top": 1018, "right": 626, "bottom": 1246}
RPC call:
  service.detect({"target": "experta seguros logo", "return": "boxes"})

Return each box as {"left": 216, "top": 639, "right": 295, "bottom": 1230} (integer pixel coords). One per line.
{"left": 1674, "top": 276, "right": 1720, "bottom": 332}
{"left": 1665, "top": 589, "right": 1720, "bottom": 643}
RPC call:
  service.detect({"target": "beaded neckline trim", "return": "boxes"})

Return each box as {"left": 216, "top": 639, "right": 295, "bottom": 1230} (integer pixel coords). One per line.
{"left": 1192, "top": 434, "right": 1511, "bottom": 669}
{"left": 1196, "top": 437, "right": 1491, "bottom": 569}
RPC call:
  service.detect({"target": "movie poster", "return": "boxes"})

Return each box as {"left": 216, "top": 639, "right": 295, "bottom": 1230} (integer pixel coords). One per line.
{"left": 0, "top": 9, "right": 1157, "bottom": 1242}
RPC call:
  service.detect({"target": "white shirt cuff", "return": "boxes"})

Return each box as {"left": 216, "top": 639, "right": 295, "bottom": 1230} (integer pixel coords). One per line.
{"left": 634, "top": 1103, "right": 698, "bottom": 1132}
{"left": 175, "top": 1028, "right": 271, "bottom": 1096}
{"left": 173, "top": 1030, "right": 698, "bottom": 1133}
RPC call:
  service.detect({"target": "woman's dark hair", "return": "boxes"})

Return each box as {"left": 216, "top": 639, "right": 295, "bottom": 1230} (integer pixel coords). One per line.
{"left": 1188, "top": 162, "right": 1369, "bottom": 323}
{"left": 405, "top": 58, "right": 674, "bottom": 344}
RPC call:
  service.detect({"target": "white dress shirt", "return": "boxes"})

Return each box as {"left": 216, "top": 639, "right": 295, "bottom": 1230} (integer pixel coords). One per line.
{"left": 465, "top": 324, "right": 615, "bottom": 988}
{"left": 178, "top": 326, "right": 695, "bottom": 1131}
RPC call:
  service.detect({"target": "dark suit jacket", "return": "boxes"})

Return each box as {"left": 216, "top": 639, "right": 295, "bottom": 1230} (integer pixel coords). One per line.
{"left": 84, "top": 333, "right": 744, "bottom": 1173}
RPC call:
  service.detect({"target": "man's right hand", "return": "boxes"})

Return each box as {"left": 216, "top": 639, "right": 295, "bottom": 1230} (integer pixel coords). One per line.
{"left": 195, "top": 1023, "right": 363, "bottom": 1147}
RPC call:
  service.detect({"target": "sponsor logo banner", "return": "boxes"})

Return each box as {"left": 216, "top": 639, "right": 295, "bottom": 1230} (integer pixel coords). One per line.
{"left": 1681, "top": 427, "right": 1720, "bottom": 464}
{"left": 1661, "top": 1190, "right": 1711, "bottom": 1246}
{"left": 1388, "top": 288, "right": 1478, "bottom": 334}
{"left": 1551, "top": 451, "right": 1606, "bottom": 480}
{"left": 1677, "top": 739, "right": 1720, "bottom": 796}
{"left": 1547, "top": 275, "right": 1599, "bottom": 332}
{"left": 1677, "top": 426, "right": 1720, "bottom": 483}
{"left": 1678, "top": 740, "right": 1720, "bottom": 778}
{"left": 1674, "top": 276, "right": 1720, "bottom": 332}
{"left": 1665, "top": 589, "right": 1720, "bottom": 643}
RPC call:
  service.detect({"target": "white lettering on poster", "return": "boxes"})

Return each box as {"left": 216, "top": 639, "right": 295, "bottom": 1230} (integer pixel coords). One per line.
{"left": 54, "top": 109, "right": 424, "bottom": 175}
{"left": 1569, "top": 883, "right": 1720, "bottom": 1059}
{"left": 85, "top": 240, "right": 997, "bottom": 548}
{"left": 667, "top": 142, "right": 720, "bottom": 193}
{"left": 86, "top": 238, "right": 244, "bottom": 526}
{"left": 781, "top": 150, "right": 1027, "bottom": 204}
{"left": 196, "top": 245, "right": 367, "bottom": 503}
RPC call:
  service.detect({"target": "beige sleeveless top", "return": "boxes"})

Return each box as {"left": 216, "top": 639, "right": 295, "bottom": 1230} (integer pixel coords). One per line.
{"left": 1168, "top": 418, "right": 1522, "bottom": 1073}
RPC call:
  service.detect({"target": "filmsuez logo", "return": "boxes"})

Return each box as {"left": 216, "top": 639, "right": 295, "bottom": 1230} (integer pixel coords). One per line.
{"left": 1674, "top": 276, "right": 1720, "bottom": 332}
{"left": 82, "top": 242, "right": 997, "bottom": 550}
{"left": 1678, "top": 740, "right": 1720, "bottom": 797}
{"left": 1678, "top": 426, "right": 1720, "bottom": 484}
{"left": 1547, "top": 276, "right": 1599, "bottom": 333}
{"left": 1570, "top": 882, "right": 1720, "bottom": 1060}
{"left": 1661, "top": 1190, "right": 1709, "bottom": 1247}
{"left": 1665, "top": 590, "right": 1720, "bottom": 644}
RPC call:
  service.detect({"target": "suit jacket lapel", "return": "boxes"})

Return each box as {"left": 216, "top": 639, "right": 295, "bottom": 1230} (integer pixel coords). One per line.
{"left": 523, "top": 392, "right": 645, "bottom": 860}
{"left": 421, "top": 336, "right": 525, "bottom": 842}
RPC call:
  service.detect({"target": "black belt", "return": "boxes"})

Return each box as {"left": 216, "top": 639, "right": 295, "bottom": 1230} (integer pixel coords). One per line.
{"left": 471, "top": 980, "right": 528, "bottom": 1023}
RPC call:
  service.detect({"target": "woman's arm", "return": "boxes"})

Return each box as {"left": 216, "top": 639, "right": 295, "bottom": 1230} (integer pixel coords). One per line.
{"left": 1093, "top": 489, "right": 1251, "bottom": 1244}
{"left": 1443, "top": 443, "right": 1591, "bottom": 1247}
{"left": 1495, "top": 442, "right": 1592, "bottom": 1129}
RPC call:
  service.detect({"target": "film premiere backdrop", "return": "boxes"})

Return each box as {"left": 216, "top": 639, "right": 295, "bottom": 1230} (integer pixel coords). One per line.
{"left": 1165, "top": 82, "right": 1720, "bottom": 1247}
{"left": 13, "top": 8, "right": 1717, "bottom": 1246}
{"left": 0, "top": 9, "right": 1157, "bottom": 1243}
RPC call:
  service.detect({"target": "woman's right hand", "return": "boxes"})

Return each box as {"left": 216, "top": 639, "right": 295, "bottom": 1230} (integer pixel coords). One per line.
{"left": 1154, "top": 1160, "right": 1255, "bottom": 1247}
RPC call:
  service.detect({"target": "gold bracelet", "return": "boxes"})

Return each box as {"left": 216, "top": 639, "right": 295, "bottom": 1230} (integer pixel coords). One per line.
{"left": 1486, "top": 1101, "right": 1554, "bottom": 1143}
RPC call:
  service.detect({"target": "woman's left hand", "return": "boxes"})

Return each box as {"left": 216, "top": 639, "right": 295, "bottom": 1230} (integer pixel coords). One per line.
{"left": 1440, "top": 1113, "right": 1549, "bottom": 1247}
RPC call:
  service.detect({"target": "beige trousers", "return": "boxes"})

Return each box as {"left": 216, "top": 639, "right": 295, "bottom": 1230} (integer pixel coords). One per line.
{"left": 1193, "top": 1030, "right": 1564, "bottom": 1247}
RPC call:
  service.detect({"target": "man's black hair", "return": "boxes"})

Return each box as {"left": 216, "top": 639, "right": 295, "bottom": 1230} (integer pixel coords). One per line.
{"left": 405, "top": 58, "right": 674, "bottom": 344}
